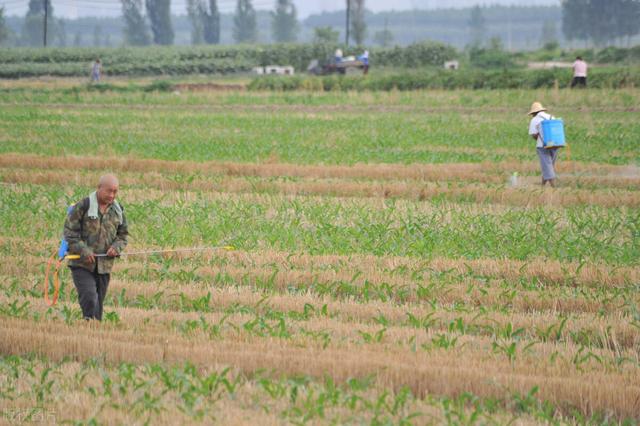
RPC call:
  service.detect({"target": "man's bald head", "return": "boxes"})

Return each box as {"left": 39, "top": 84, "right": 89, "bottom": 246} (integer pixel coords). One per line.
{"left": 99, "top": 174, "right": 119, "bottom": 188}
{"left": 97, "top": 174, "right": 119, "bottom": 206}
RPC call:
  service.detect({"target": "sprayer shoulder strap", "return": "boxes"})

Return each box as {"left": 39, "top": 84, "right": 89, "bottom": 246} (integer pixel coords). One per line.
{"left": 76, "top": 198, "right": 90, "bottom": 235}
{"left": 79, "top": 197, "right": 90, "bottom": 217}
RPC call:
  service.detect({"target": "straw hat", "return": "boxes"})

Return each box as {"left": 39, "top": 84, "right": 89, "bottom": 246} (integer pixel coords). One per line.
{"left": 528, "top": 102, "right": 547, "bottom": 115}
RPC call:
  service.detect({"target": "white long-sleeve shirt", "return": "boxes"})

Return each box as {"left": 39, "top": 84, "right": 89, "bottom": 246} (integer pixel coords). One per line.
{"left": 528, "top": 111, "right": 551, "bottom": 148}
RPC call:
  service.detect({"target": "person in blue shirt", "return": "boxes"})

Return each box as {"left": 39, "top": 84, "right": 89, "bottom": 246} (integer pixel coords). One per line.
{"left": 358, "top": 50, "right": 369, "bottom": 74}
{"left": 91, "top": 59, "right": 102, "bottom": 83}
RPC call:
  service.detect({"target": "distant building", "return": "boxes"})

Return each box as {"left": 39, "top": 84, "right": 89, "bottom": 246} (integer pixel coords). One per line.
{"left": 253, "top": 66, "right": 295, "bottom": 75}
{"left": 444, "top": 60, "right": 459, "bottom": 70}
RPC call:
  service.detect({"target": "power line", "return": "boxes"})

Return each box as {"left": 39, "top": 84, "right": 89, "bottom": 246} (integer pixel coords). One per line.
{"left": 44, "top": 0, "right": 48, "bottom": 46}
{"left": 0, "top": 0, "right": 28, "bottom": 5}
{"left": 0, "top": 4, "right": 26, "bottom": 9}
{"left": 0, "top": 0, "right": 278, "bottom": 16}
{"left": 0, "top": 0, "right": 241, "bottom": 3}
{"left": 345, "top": 0, "right": 349, "bottom": 45}
{"left": 57, "top": 0, "right": 125, "bottom": 5}
{"left": 56, "top": 1, "right": 121, "bottom": 8}
{"left": 0, "top": 0, "right": 276, "bottom": 8}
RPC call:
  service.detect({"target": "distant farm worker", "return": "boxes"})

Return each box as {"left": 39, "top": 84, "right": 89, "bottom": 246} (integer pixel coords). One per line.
{"left": 334, "top": 48, "right": 343, "bottom": 63}
{"left": 91, "top": 58, "right": 102, "bottom": 83}
{"left": 359, "top": 50, "right": 369, "bottom": 74}
{"left": 64, "top": 174, "right": 128, "bottom": 321}
{"left": 571, "top": 56, "right": 587, "bottom": 88}
{"left": 528, "top": 102, "right": 559, "bottom": 187}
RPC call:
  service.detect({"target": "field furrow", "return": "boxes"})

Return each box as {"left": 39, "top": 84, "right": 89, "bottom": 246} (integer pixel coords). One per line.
{"left": 1, "top": 87, "right": 638, "bottom": 424}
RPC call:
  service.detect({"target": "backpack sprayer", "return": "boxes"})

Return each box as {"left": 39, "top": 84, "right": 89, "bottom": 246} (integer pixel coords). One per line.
{"left": 44, "top": 205, "right": 234, "bottom": 306}
{"left": 541, "top": 118, "right": 572, "bottom": 172}
{"left": 541, "top": 118, "right": 566, "bottom": 149}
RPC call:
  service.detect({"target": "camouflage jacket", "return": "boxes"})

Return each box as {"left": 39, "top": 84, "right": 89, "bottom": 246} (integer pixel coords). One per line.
{"left": 63, "top": 196, "right": 129, "bottom": 274}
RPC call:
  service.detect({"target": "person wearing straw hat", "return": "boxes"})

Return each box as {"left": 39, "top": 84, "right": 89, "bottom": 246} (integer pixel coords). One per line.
{"left": 528, "top": 102, "right": 559, "bottom": 187}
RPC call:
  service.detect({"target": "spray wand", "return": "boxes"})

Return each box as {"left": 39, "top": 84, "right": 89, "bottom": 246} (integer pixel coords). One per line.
{"left": 45, "top": 244, "right": 234, "bottom": 306}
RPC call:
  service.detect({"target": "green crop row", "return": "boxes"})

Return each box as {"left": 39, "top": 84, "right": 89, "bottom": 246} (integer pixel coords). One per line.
{"left": 1, "top": 185, "right": 638, "bottom": 265}
{"left": 2, "top": 354, "right": 588, "bottom": 424}
{"left": 1, "top": 99, "right": 638, "bottom": 165}
{"left": 0, "top": 58, "right": 255, "bottom": 79}
{"left": 249, "top": 67, "right": 640, "bottom": 91}
{"left": 0, "top": 42, "right": 456, "bottom": 79}
{"left": 0, "top": 87, "right": 637, "bottom": 425}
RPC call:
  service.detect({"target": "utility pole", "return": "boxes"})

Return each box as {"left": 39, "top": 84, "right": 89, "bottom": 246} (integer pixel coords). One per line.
{"left": 43, "top": 0, "right": 48, "bottom": 47}
{"left": 507, "top": 6, "right": 512, "bottom": 51}
{"left": 345, "top": 0, "right": 350, "bottom": 46}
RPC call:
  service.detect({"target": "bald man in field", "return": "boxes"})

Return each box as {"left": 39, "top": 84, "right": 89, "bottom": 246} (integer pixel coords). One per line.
{"left": 64, "top": 174, "right": 128, "bottom": 321}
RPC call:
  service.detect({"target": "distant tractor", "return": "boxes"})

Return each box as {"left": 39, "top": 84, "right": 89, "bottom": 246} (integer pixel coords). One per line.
{"left": 307, "top": 56, "right": 367, "bottom": 76}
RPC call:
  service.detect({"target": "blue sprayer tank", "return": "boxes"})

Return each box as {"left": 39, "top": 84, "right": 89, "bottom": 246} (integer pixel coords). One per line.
{"left": 541, "top": 119, "right": 566, "bottom": 149}
{"left": 57, "top": 205, "right": 75, "bottom": 259}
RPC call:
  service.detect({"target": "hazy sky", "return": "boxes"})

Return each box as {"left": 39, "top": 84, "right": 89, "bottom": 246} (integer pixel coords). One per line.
{"left": 1, "top": 0, "right": 561, "bottom": 19}
{"left": 296, "top": 1, "right": 559, "bottom": 18}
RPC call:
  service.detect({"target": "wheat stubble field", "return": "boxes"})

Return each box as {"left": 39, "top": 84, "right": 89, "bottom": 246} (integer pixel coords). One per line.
{"left": 0, "top": 85, "right": 639, "bottom": 424}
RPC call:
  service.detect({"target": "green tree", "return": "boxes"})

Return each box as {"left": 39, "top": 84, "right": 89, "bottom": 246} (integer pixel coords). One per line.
{"left": 187, "top": 0, "right": 205, "bottom": 44}
{"left": 57, "top": 19, "right": 67, "bottom": 46}
{"left": 562, "top": 0, "right": 640, "bottom": 46}
{"left": 562, "top": 0, "right": 588, "bottom": 44}
{"left": 587, "top": 0, "right": 619, "bottom": 46}
{"left": 615, "top": 0, "right": 640, "bottom": 45}
{"left": 187, "top": 0, "right": 219, "bottom": 44}
{"left": 313, "top": 26, "right": 339, "bottom": 44}
{"left": 202, "top": 0, "right": 220, "bottom": 44}
{"left": 146, "top": 0, "right": 174, "bottom": 45}
{"left": 469, "top": 37, "right": 513, "bottom": 69}
{"left": 22, "top": 0, "right": 56, "bottom": 46}
{"left": 93, "top": 24, "right": 102, "bottom": 46}
{"left": 350, "top": 0, "right": 366, "bottom": 45}
{"left": 121, "top": 0, "right": 151, "bottom": 46}
{"left": 233, "top": 0, "right": 257, "bottom": 43}
{"left": 373, "top": 17, "right": 393, "bottom": 47}
{"left": 540, "top": 20, "right": 558, "bottom": 48}
{"left": 271, "top": 0, "right": 298, "bottom": 43}
{"left": 468, "top": 5, "right": 486, "bottom": 45}
{"left": 0, "top": 7, "right": 10, "bottom": 45}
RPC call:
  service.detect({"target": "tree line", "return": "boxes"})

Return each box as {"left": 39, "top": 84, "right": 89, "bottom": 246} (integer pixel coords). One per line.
{"left": 116, "top": 0, "right": 300, "bottom": 45}
{"left": 126, "top": 0, "right": 366, "bottom": 46}
{"left": 562, "top": 0, "right": 640, "bottom": 46}
{"left": 0, "top": 0, "right": 373, "bottom": 47}
{"left": 466, "top": 1, "right": 640, "bottom": 48}
{"left": 1, "top": 1, "right": 639, "bottom": 48}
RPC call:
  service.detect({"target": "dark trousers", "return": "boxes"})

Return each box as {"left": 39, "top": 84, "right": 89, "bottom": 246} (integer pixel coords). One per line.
{"left": 571, "top": 76, "right": 587, "bottom": 88}
{"left": 70, "top": 266, "right": 110, "bottom": 321}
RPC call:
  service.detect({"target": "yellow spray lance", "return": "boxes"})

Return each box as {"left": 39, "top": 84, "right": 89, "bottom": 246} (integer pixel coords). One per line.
{"left": 44, "top": 205, "right": 75, "bottom": 306}
{"left": 44, "top": 208, "right": 234, "bottom": 306}
{"left": 45, "top": 246, "right": 234, "bottom": 306}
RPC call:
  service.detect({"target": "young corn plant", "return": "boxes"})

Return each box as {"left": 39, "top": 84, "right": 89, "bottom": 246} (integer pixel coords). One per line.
{"left": 358, "top": 327, "right": 387, "bottom": 344}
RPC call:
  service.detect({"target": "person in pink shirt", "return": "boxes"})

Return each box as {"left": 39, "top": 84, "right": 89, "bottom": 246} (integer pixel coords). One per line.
{"left": 571, "top": 56, "right": 587, "bottom": 88}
